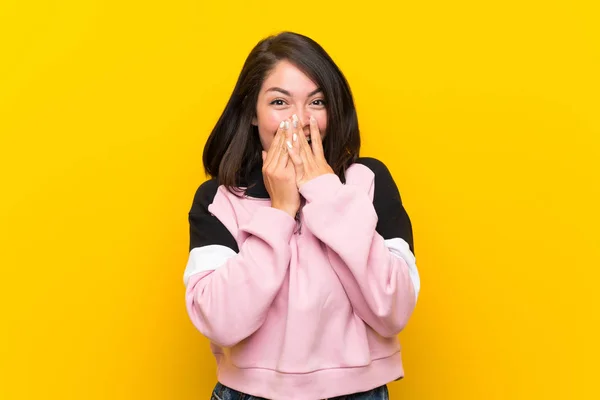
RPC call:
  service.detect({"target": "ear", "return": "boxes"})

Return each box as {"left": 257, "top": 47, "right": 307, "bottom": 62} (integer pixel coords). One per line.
{"left": 252, "top": 115, "right": 258, "bottom": 126}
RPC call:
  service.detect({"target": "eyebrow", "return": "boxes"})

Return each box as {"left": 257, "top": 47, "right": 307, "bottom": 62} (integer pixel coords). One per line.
{"left": 265, "top": 87, "right": 323, "bottom": 97}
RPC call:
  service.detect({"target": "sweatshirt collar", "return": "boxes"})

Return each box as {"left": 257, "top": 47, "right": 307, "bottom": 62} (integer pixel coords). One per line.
{"left": 241, "top": 162, "right": 270, "bottom": 199}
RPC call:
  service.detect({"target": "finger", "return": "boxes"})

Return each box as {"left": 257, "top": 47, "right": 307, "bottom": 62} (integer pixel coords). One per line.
{"left": 288, "top": 141, "right": 305, "bottom": 180}
{"left": 263, "top": 122, "right": 282, "bottom": 167}
{"left": 309, "top": 115, "right": 325, "bottom": 158}
{"left": 291, "top": 120, "right": 299, "bottom": 150}
{"left": 274, "top": 117, "right": 292, "bottom": 169}
{"left": 278, "top": 121, "right": 293, "bottom": 168}
{"left": 286, "top": 117, "right": 295, "bottom": 151}
{"left": 291, "top": 114, "right": 304, "bottom": 158}
{"left": 265, "top": 120, "right": 288, "bottom": 167}
{"left": 266, "top": 120, "right": 286, "bottom": 163}
{"left": 286, "top": 113, "right": 301, "bottom": 166}
{"left": 297, "top": 124, "right": 315, "bottom": 167}
{"left": 291, "top": 114, "right": 300, "bottom": 136}
{"left": 271, "top": 125, "right": 288, "bottom": 168}
{"left": 276, "top": 142, "right": 291, "bottom": 171}
{"left": 287, "top": 139, "right": 303, "bottom": 167}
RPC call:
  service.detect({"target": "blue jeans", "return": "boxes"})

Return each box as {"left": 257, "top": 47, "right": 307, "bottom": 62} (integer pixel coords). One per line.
{"left": 210, "top": 382, "right": 389, "bottom": 400}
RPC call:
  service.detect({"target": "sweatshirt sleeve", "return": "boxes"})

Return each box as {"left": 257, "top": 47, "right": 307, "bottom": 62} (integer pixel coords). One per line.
{"left": 298, "top": 158, "right": 420, "bottom": 338}
{"left": 183, "top": 179, "right": 296, "bottom": 347}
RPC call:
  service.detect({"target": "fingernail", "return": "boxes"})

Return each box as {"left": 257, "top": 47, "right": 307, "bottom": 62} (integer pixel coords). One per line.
{"left": 293, "top": 133, "right": 297, "bottom": 142}
{"left": 310, "top": 116, "right": 316, "bottom": 124}
{"left": 284, "top": 121, "right": 290, "bottom": 130}
{"left": 292, "top": 114, "right": 299, "bottom": 128}
{"left": 286, "top": 141, "right": 292, "bottom": 149}
{"left": 279, "top": 121, "right": 285, "bottom": 128}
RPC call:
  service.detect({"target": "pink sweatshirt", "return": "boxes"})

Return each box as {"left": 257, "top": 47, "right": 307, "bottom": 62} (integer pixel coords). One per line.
{"left": 183, "top": 158, "right": 420, "bottom": 400}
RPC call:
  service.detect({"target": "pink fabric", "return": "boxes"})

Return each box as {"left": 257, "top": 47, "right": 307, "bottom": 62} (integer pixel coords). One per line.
{"left": 185, "top": 164, "right": 416, "bottom": 400}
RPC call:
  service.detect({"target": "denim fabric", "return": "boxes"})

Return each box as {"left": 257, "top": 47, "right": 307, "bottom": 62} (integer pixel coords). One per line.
{"left": 210, "top": 382, "right": 389, "bottom": 400}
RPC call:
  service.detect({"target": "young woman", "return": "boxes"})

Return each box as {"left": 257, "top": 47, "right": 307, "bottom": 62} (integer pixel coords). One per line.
{"left": 183, "top": 31, "right": 420, "bottom": 400}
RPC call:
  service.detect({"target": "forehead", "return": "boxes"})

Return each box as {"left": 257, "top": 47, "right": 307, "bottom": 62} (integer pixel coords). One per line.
{"left": 261, "top": 60, "right": 318, "bottom": 95}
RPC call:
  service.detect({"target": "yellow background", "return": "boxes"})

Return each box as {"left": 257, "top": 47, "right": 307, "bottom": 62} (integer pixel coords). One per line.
{"left": 1, "top": 0, "right": 599, "bottom": 399}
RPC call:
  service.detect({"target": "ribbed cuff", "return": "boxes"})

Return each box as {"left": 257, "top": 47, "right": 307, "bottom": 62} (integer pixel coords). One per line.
{"left": 298, "top": 174, "right": 342, "bottom": 203}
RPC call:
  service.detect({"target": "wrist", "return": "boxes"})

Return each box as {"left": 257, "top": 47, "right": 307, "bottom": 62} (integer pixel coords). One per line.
{"left": 271, "top": 202, "right": 298, "bottom": 218}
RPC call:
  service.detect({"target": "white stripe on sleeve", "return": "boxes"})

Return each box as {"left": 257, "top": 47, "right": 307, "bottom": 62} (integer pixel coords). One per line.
{"left": 384, "top": 238, "right": 420, "bottom": 302}
{"left": 183, "top": 245, "right": 237, "bottom": 287}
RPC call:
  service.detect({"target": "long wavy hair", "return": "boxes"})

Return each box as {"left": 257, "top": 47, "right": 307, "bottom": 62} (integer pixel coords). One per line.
{"left": 203, "top": 31, "right": 360, "bottom": 193}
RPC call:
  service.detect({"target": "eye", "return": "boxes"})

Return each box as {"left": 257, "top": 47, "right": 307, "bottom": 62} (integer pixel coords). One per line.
{"left": 270, "top": 99, "right": 287, "bottom": 106}
{"left": 311, "top": 99, "right": 326, "bottom": 107}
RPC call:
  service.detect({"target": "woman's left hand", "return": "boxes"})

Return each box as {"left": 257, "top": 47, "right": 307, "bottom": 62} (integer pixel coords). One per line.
{"left": 288, "top": 115, "right": 334, "bottom": 188}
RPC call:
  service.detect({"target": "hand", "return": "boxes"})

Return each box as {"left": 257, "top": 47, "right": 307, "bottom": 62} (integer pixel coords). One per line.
{"left": 262, "top": 118, "right": 300, "bottom": 218}
{"left": 288, "top": 115, "right": 334, "bottom": 188}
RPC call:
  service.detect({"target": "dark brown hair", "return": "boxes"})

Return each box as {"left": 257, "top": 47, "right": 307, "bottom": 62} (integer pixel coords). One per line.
{"left": 203, "top": 31, "right": 360, "bottom": 192}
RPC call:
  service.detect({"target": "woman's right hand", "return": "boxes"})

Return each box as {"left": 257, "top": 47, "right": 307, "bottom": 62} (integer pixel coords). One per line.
{"left": 262, "top": 119, "right": 300, "bottom": 218}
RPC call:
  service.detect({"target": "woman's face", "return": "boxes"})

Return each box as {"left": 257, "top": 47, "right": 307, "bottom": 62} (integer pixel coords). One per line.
{"left": 253, "top": 60, "right": 327, "bottom": 151}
